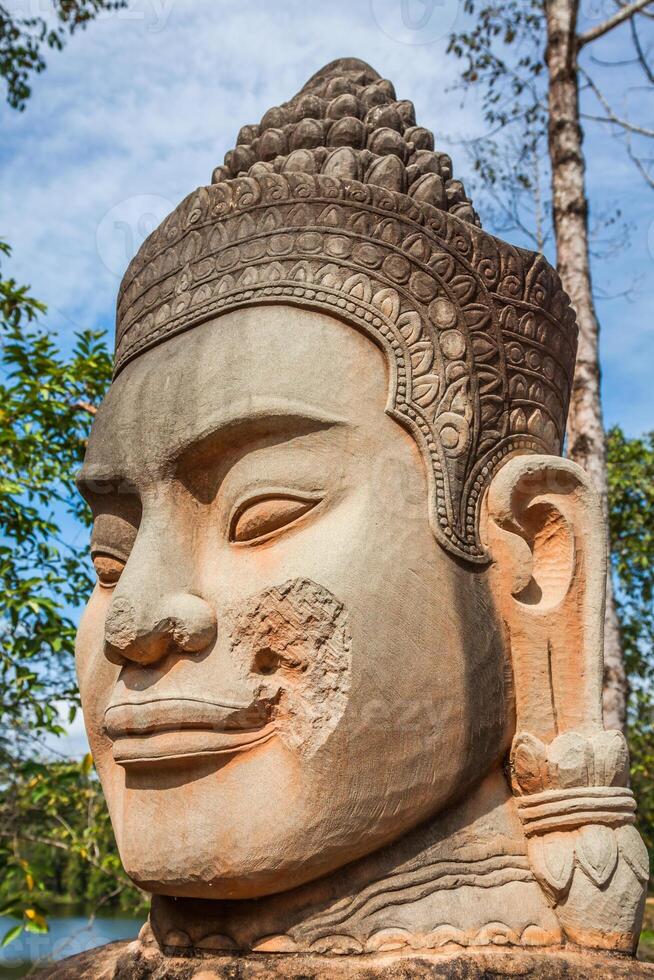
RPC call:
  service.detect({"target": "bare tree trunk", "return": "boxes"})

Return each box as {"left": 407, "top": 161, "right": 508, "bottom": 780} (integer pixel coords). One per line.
{"left": 545, "top": 0, "right": 627, "bottom": 731}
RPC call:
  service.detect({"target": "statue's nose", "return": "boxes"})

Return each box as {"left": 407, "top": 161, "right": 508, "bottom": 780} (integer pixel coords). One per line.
{"left": 104, "top": 592, "right": 216, "bottom": 666}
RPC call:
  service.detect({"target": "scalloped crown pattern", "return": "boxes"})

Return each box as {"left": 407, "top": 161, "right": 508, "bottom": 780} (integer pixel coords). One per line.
{"left": 114, "top": 64, "right": 578, "bottom": 563}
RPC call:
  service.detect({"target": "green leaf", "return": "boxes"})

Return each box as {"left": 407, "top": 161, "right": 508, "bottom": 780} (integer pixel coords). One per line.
{"left": 1, "top": 924, "right": 23, "bottom": 947}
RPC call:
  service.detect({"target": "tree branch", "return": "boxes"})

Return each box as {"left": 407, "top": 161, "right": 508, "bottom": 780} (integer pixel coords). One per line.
{"left": 581, "top": 68, "right": 654, "bottom": 137}
{"left": 582, "top": 111, "right": 654, "bottom": 136}
{"left": 630, "top": 16, "right": 654, "bottom": 83}
{"left": 0, "top": 830, "right": 128, "bottom": 886}
{"left": 577, "top": 0, "right": 654, "bottom": 49}
{"left": 627, "top": 139, "right": 654, "bottom": 187}
{"left": 71, "top": 399, "right": 97, "bottom": 416}
{"left": 589, "top": 54, "right": 638, "bottom": 67}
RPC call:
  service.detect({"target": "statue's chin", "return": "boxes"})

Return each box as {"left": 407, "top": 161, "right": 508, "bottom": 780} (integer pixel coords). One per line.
{"left": 115, "top": 788, "right": 455, "bottom": 902}
{"left": 106, "top": 716, "right": 483, "bottom": 903}
{"left": 119, "top": 842, "right": 355, "bottom": 901}
{"left": 129, "top": 874, "right": 290, "bottom": 902}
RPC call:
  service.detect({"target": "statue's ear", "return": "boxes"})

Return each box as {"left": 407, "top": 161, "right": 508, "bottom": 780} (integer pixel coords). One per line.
{"left": 482, "top": 454, "right": 605, "bottom": 739}
{"left": 482, "top": 455, "right": 648, "bottom": 953}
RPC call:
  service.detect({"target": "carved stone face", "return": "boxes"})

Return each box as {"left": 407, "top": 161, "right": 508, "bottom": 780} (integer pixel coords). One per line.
{"left": 76, "top": 305, "right": 511, "bottom": 899}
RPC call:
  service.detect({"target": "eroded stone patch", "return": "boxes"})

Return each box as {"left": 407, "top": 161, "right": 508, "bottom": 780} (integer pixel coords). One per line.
{"left": 229, "top": 578, "right": 351, "bottom": 756}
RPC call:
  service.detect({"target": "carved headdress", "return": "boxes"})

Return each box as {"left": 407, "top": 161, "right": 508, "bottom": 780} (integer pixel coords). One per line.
{"left": 115, "top": 58, "right": 577, "bottom": 563}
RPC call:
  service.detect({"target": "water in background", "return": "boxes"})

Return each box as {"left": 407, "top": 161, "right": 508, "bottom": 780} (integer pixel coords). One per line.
{"left": 0, "top": 915, "right": 141, "bottom": 977}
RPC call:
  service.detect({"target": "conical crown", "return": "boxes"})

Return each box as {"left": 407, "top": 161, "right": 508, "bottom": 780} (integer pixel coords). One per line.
{"left": 213, "top": 58, "right": 479, "bottom": 227}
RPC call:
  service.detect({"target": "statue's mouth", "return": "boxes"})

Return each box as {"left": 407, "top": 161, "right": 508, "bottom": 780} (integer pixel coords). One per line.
{"left": 103, "top": 697, "right": 275, "bottom": 765}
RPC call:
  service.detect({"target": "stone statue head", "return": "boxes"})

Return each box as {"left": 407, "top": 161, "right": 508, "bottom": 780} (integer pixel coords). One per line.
{"left": 75, "top": 60, "right": 647, "bottom": 956}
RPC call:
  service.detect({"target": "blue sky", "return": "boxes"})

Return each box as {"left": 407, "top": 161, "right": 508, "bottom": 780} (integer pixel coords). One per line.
{"left": 2, "top": 0, "right": 653, "bottom": 433}
{"left": 1, "top": 1, "right": 652, "bottom": 751}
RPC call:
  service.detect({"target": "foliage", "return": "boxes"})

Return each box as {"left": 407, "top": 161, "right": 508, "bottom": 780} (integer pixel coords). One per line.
{"left": 0, "top": 242, "right": 145, "bottom": 946}
{"left": 448, "top": 1, "right": 546, "bottom": 135}
{"left": 0, "top": 0, "right": 126, "bottom": 109}
{"left": 607, "top": 427, "right": 654, "bottom": 858}
{"left": 0, "top": 757, "right": 148, "bottom": 948}
{"left": 0, "top": 241, "right": 111, "bottom": 744}
{"left": 446, "top": 0, "right": 551, "bottom": 248}
{"left": 446, "top": 1, "right": 653, "bottom": 249}
{"left": 0, "top": 4, "right": 139, "bottom": 946}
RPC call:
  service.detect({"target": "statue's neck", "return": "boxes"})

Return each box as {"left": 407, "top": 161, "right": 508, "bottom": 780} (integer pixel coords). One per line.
{"left": 146, "top": 767, "right": 562, "bottom": 954}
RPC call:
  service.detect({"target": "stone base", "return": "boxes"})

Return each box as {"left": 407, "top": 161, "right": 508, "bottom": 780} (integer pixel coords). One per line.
{"left": 34, "top": 940, "right": 654, "bottom": 979}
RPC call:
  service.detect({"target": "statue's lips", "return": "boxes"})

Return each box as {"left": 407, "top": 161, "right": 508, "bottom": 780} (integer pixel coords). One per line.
{"left": 104, "top": 697, "right": 275, "bottom": 765}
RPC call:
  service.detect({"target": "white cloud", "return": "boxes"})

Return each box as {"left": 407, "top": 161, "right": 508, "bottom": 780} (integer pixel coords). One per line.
{"left": 1, "top": 0, "right": 481, "bottom": 332}
{"left": 1, "top": 0, "right": 652, "bottom": 432}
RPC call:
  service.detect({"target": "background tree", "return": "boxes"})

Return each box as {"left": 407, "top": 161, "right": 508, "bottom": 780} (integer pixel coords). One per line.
{"left": 0, "top": 0, "right": 125, "bottom": 109}
{"left": 607, "top": 427, "right": 654, "bottom": 865}
{"left": 0, "top": 0, "right": 136, "bottom": 950}
{"left": 0, "top": 242, "right": 145, "bottom": 947}
{"left": 448, "top": 0, "right": 654, "bottom": 731}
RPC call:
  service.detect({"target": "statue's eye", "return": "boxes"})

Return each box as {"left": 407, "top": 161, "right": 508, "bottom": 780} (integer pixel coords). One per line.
{"left": 90, "top": 510, "right": 139, "bottom": 586}
{"left": 230, "top": 495, "right": 319, "bottom": 545}
{"left": 92, "top": 552, "right": 126, "bottom": 588}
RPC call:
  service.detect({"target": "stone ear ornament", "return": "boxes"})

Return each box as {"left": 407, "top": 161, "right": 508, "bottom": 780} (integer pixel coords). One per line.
{"left": 486, "top": 455, "right": 650, "bottom": 953}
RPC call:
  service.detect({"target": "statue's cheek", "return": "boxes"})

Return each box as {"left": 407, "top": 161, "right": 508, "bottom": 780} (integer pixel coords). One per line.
{"left": 75, "top": 587, "right": 121, "bottom": 749}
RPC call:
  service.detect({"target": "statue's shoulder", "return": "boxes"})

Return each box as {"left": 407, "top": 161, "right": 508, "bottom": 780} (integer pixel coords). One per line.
{"left": 31, "top": 942, "right": 654, "bottom": 979}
